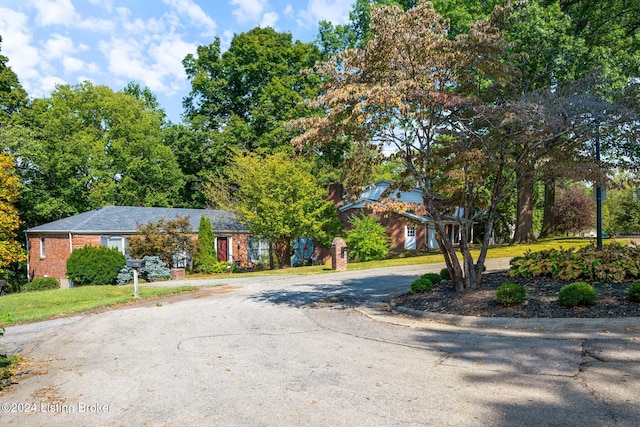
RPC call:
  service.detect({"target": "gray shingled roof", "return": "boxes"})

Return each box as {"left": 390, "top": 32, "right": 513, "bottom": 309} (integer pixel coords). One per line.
{"left": 25, "top": 206, "right": 249, "bottom": 234}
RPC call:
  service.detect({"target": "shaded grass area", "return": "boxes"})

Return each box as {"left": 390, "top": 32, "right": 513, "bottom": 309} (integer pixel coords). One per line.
{"left": 0, "top": 285, "right": 197, "bottom": 325}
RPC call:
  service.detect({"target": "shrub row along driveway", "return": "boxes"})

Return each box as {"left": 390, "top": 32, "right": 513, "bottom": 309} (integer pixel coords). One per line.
{"left": 2, "top": 261, "right": 640, "bottom": 426}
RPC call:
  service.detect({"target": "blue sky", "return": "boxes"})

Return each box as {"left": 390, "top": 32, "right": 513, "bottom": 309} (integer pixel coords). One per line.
{"left": 0, "top": 0, "right": 354, "bottom": 123}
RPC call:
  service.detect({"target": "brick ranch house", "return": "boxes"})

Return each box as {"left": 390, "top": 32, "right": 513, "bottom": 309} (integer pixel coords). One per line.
{"left": 24, "top": 206, "right": 257, "bottom": 287}
{"left": 328, "top": 180, "right": 464, "bottom": 253}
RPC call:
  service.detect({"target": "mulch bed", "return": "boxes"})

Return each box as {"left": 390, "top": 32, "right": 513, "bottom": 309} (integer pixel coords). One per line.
{"left": 392, "top": 271, "right": 640, "bottom": 318}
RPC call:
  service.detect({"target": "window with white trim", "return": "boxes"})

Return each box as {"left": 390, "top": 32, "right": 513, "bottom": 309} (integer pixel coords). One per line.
{"left": 101, "top": 236, "right": 126, "bottom": 254}
{"left": 248, "top": 237, "right": 270, "bottom": 264}
{"left": 40, "top": 237, "right": 46, "bottom": 258}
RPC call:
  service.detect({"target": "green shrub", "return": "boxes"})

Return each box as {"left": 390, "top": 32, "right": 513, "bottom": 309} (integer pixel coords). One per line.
{"left": 509, "top": 243, "right": 640, "bottom": 283}
{"left": 66, "top": 245, "right": 126, "bottom": 286}
{"left": 24, "top": 277, "right": 60, "bottom": 292}
{"left": 628, "top": 281, "right": 640, "bottom": 303}
{"left": 558, "top": 282, "right": 597, "bottom": 307}
{"left": 495, "top": 283, "right": 526, "bottom": 306}
{"left": 410, "top": 278, "right": 433, "bottom": 294}
{"left": 440, "top": 268, "right": 450, "bottom": 280}
{"left": 345, "top": 215, "right": 391, "bottom": 261}
{"left": 421, "top": 273, "right": 442, "bottom": 284}
{"left": 117, "top": 256, "right": 172, "bottom": 284}
{"left": 141, "top": 256, "right": 172, "bottom": 281}
{"left": 193, "top": 215, "right": 218, "bottom": 274}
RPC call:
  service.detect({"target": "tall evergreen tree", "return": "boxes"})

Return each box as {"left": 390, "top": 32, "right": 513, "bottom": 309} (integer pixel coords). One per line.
{"left": 193, "top": 215, "right": 218, "bottom": 273}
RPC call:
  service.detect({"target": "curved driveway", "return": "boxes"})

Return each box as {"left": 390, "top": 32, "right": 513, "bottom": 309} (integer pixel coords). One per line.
{"left": 2, "top": 260, "right": 640, "bottom": 426}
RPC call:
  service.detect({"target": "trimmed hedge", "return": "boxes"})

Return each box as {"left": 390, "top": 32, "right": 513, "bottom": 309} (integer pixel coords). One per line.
{"left": 628, "top": 281, "right": 640, "bottom": 303}
{"left": 495, "top": 283, "right": 526, "bottom": 306}
{"left": 410, "top": 278, "right": 433, "bottom": 294}
{"left": 421, "top": 273, "right": 442, "bottom": 284}
{"left": 66, "top": 245, "right": 126, "bottom": 286}
{"left": 558, "top": 282, "right": 597, "bottom": 307}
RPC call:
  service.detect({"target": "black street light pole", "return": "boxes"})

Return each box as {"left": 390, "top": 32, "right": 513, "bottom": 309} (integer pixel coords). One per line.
{"left": 596, "top": 124, "right": 603, "bottom": 250}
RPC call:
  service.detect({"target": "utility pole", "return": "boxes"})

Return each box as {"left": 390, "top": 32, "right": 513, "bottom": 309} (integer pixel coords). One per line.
{"left": 596, "top": 124, "right": 603, "bottom": 250}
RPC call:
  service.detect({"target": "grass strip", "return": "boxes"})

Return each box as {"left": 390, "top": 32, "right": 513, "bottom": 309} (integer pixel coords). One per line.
{"left": 0, "top": 286, "right": 197, "bottom": 325}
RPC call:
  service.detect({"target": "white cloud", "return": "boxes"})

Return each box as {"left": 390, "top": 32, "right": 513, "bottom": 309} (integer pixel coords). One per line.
{"left": 148, "top": 36, "right": 195, "bottom": 81}
{"left": 41, "top": 34, "right": 75, "bottom": 60}
{"left": 76, "top": 17, "right": 116, "bottom": 33}
{"left": 298, "top": 0, "right": 351, "bottom": 27}
{"left": 30, "top": 0, "right": 114, "bottom": 32}
{"left": 0, "top": 8, "right": 41, "bottom": 83}
{"left": 88, "top": 0, "right": 114, "bottom": 13}
{"left": 61, "top": 56, "right": 84, "bottom": 74}
{"left": 260, "top": 12, "right": 278, "bottom": 28}
{"left": 31, "top": 0, "right": 77, "bottom": 26}
{"left": 99, "top": 38, "right": 158, "bottom": 88}
{"left": 40, "top": 75, "right": 66, "bottom": 92}
{"left": 163, "top": 0, "right": 216, "bottom": 33}
{"left": 230, "top": 0, "right": 267, "bottom": 23}
{"left": 284, "top": 4, "right": 294, "bottom": 19}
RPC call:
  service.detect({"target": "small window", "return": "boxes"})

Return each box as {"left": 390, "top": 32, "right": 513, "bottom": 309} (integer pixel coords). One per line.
{"left": 40, "top": 237, "right": 46, "bottom": 258}
{"left": 101, "top": 236, "right": 125, "bottom": 254}
{"left": 407, "top": 226, "right": 416, "bottom": 237}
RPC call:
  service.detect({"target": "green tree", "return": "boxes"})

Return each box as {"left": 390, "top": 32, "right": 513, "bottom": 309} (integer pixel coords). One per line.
{"left": 205, "top": 151, "right": 341, "bottom": 268}
{"left": 345, "top": 215, "right": 390, "bottom": 261}
{"left": 193, "top": 215, "right": 218, "bottom": 273}
{"left": 605, "top": 188, "right": 640, "bottom": 235}
{"left": 293, "top": 2, "right": 619, "bottom": 291}
{"left": 295, "top": 2, "right": 513, "bottom": 290}
{"left": 183, "top": 27, "right": 322, "bottom": 152}
{"left": 0, "top": 36, "right": 27, "bottom": 124}
{"left": 7, "top": 82, "right": 184, "bottom": 227}
{"left": 128, "top": 216, "right": 194, "bottom": 268}
{"left": 0, "top": 153, "right": 25, "bottom": 271}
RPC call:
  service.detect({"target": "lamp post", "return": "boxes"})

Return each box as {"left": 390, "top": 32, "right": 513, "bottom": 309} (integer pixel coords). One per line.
{"left": 595, "top": 124, "right": 603, "bottom": 250}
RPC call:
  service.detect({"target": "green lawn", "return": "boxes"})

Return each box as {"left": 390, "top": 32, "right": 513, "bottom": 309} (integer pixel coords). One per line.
{"left": 0, "top": 285, "right": 197, "bottom": 325}
{"left": 188, "top": 236, "right": 611, "bottom": 278}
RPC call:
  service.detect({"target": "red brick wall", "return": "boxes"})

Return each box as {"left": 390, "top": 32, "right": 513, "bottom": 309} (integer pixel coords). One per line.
{"left": 28, "top": 234, "right": 72, "bottom": 282}
{"left": 340, "top": 208, "right": 426, "bottom": 252}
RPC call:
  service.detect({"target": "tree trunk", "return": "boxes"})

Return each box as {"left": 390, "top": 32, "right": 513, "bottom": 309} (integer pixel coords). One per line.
{"left": 539, "top": 177, "right": 556, "bottom": 238}
{"left": 512, "top": 167, "right": 537, "bottom": 244}
{"left": 274, "top": 238, "right": 292, "bottom": 268}
{"left": 431, "top": 209, "right": 468, "bottom": 292}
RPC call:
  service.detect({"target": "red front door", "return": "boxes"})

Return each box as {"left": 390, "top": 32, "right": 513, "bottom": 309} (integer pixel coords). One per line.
{"left": 217, "top": 237, "right": 228, "bottom": 262}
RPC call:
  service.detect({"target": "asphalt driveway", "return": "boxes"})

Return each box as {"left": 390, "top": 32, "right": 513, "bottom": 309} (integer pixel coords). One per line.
{"left": 2, "top": 260, "right": 640, "bottom": 426}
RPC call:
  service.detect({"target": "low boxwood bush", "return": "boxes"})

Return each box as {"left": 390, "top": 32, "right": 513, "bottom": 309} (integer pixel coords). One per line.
{"left": 410, "top": 278, "right": 433, "bottom": 294}
{"left": 495, "top": 283, "right": 526, "bottom": 306}
{"left": 421, "top": 273, "right": 442, "bottom": 284}
{"left": 24, "top": 277, "right": 60, "bottom": 292}
{"left": 66, "top": 245, "right": 126, "bottom": 286}
{"left": 440, "top": 268, "right": 450, "bottom": 280}
{"left": 628, "top": 281, "right": 640, "bottom": 303}
{"left": 558, "top": 282, "right": 597, "bottom": 307}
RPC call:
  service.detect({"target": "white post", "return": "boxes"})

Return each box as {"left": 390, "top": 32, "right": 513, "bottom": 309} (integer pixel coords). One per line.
{"left": 133, "top": 268, "right": 139, "bottom": 298}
